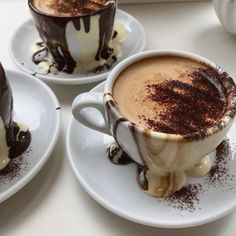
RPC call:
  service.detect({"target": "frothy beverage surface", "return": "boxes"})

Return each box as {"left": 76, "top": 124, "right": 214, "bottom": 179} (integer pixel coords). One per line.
{"left": 33, "top": 0, "right": 113, "bottom": 16}
{"left": 113, "top": 56, "right": 227, "bottom": 135}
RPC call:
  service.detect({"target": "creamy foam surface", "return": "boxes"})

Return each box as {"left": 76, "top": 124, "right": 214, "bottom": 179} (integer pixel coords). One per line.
{"left": 113, "top": 56, "right": 227, "bottom": 135}
{"left": 33, "top": 0, "right": 114, "bottom": 16}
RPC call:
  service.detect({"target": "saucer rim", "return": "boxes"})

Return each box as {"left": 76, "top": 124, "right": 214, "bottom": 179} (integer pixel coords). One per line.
{"left": 9, "top": 9, "right": 146, "bottom": 85}
{"left": 66, "top": 81, "right": 236, "bottom": 228}
{"left": 0, "top": 70, "right": 61, "bottom": 203}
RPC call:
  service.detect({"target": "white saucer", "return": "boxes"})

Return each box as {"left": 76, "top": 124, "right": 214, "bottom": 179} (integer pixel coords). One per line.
{"left": 9, "top": 10, "right": 146, "bottom": 85}
{"left": 66, "top": 82, "right": 236, "bottom": 228}
{"left": 0, "top": 70, "right": 61, "bottom": 203}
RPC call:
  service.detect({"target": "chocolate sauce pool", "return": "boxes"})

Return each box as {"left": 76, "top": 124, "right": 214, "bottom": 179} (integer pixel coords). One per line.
{"left": 0, "top": 63, "right": 31, "bottom": 159}
{"left": 29, "top": 0, "right": 116, "bottom": 73}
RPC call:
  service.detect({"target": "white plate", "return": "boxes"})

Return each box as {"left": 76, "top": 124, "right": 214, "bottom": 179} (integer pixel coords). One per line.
{"left": 0, "top": 70, "right": 61, "bottom": 203}
{"left": 66, "top": 82, "right": 236, "bottom": 228}
{"left": 9, "top": 10, "right": 146, "bottom": 85}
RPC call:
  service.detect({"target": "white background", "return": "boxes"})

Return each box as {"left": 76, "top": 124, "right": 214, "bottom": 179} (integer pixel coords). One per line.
{"left": 1, "top": 0, "right": 236, "bottom": 236}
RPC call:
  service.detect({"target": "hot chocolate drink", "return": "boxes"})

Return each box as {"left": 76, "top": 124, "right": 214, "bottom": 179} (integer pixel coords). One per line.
{"left": 72, "top": 50, "right": 236, "bottom": 197}
{"left": 34, "top": 0, "right": 113, "bottom": 16}
{"left": 113, "top": 56, "right": 227, "bottom": 136}
{"left": 110, "top": 54, "right": 236, "bottom": 197}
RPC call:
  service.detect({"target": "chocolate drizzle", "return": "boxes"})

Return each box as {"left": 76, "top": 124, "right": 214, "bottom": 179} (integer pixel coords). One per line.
{"left": 105, "top": 96, "right": 150, "bottom": 191}
{"left": 95, "top": 4, "right": 115, "bottom": 61}
{"left": 107, "top": 141, "right": 148, "bottom": 191}
{"left": 129, "top": 123, "right": 146, "bottom": 164}
{"left": 29, "top": 0, "right": 116, "bottom": 73}
{"left": 137, "top": 164, "right": 148, "bottom": 191}
{"left": 0, "top": 63, "right": 31, "bottom": 160}
{"left": 105, "top": 99, "right": 127, "bottom": 139}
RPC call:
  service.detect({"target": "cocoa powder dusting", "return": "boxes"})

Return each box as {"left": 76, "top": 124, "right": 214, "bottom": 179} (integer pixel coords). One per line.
{"left": 163, "top": 184, "right": 202, "bottom": 212}
{"left": 141, "top": 67, "right": 227, "bottom": 137}
{"left": 49, "top": 0, "right": 110, "bottom": 16}
{"left": 0, "top": 148, "right": 31, "bottom": 183}
{"left": 205, "top": 139, "right": 233, "bottom": 187}
{"left": 163, "top": 139, "right": 235, "bottom": 212}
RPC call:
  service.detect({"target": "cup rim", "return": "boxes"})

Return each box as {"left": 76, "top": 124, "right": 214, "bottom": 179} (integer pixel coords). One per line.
{"left": 105, "top": 49, "right": 236, "bottom": 142}
{"left": 28, "top": 0, "right": 116, "bottom": 18}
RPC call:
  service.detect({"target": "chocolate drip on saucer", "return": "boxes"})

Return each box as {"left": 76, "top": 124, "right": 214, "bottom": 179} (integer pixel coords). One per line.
{"left": 137, "top": 165, "right": 148, "bottom": 191}
{"left": 106, "top": 141, "right": 148, "bottom": 191}
{"left": 32, "top": 44, "right": 48, "bottom": 65}
{"left": 29, "top": 0, "right": 116, "bottom": 74}
{"left": 107, "top": 140, "right": 149, "bottom": 192}
{"left": 107, "top": 142, "right": 133, "bottom": 165}
{"left": 0, "top": 63, "right": 31, "bottom": 160}
{"left": 6, "top": 122, "right": 31, "bottom": 159}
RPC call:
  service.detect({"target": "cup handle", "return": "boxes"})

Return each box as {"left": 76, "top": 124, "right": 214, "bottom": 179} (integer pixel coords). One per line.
{"left": 72, "top": 92, "right": 111, "bottom": 135}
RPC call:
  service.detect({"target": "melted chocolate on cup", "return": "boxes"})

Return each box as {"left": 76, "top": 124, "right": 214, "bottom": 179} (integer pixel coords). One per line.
{"left": 29, "top": 0, "right": 116, "bottom": 73}
{"left": 0, "top": 63, "right": 31, "bottom": 159}
{"left": 106, "top": 141, "right": 148, "bottom": 191}
{"left": 105, "top": 56, "right": 236, "bottom": 196}
{"left": 105, "top": 99, "right": 149, "bottom": 191}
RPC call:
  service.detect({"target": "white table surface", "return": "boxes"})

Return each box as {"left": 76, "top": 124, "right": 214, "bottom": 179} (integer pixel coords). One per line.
{"left": 1, "top": 0, "right": 236, "bottom": 235}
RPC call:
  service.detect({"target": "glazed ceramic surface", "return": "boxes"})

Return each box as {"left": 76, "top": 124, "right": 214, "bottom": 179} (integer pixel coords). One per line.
{"left": 0, "top": 70, "right": 61, "bottom": 203}
{"left": 9, "top": 10, "right": 146, "bottom": 84}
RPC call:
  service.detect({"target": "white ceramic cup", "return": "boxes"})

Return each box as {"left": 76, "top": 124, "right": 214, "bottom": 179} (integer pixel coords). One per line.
{"left": 72, "top": 50, "right": 236, "bottom": 197}
{"left": 28, "top": 0, "right": 117, "bottom": 73}
{"left": 213, "top": 0, "right": 236, "bottom": 34}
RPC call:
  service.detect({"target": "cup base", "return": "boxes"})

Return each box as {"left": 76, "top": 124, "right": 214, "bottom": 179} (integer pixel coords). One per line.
{"left": 107, "top": 141, "right": 212, "bottom": 197}
{"left": 30, "top": 22, "right": 127, "bottom": 75}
